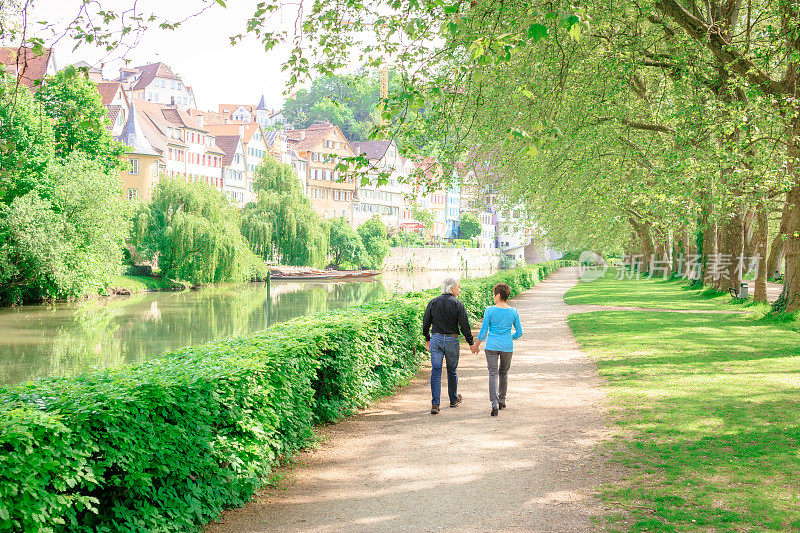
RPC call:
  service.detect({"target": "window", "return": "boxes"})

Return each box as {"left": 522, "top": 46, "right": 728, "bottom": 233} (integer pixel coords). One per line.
{"left": 171, "top": 81, "right": 175, "bottom": 89}
{"left": 127, "top": 188, "right": 139, "bottom": 200}
{"left": 129, "top": 158, "right": 140, "bottom": 175}
{"left": 177, "top": 82, "right": 182, "bottom": 90}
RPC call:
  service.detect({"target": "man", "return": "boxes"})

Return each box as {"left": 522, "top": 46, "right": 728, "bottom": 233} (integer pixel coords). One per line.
{"left": 423, "top": 277, "right": 478, "bottom": 414}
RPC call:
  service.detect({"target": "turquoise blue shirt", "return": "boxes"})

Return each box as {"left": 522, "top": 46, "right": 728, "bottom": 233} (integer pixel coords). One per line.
{"left": 478, "top": 306, "right": 523, "bottom": 352}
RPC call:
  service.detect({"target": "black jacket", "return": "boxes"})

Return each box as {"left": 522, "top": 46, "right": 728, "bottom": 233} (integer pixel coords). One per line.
{"left": 422, "top": 293, "right": 474, "bottom": 345}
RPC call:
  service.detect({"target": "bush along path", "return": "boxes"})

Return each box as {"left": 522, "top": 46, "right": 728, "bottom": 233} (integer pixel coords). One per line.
{"left": 205, "top": 266, "right": 615, "bottom": 532}
{"left": 0, "top": 261, "right": 571, "bottom": 532}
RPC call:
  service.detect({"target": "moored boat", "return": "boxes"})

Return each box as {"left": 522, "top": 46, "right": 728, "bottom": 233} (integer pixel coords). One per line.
{"left": 269, "top": 268, "right": 381, "bottom": 280}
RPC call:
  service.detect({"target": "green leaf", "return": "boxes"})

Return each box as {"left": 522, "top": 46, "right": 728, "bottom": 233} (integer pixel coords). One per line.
{"left": 527, "top": 23, "right": 548, "bottom": 43}
{"left": 568, "top": 21, "right": 582, "bottom": 42}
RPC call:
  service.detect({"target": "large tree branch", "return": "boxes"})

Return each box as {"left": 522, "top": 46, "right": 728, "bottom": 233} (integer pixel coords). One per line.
{"left": 598, "top": 117, "right": 676, "bottom": 134}
{"left": 617, "top": 135, "right": 656, "bottom": 169}
{"left": 655, "top": 0, "right": 786, "bottom": 96}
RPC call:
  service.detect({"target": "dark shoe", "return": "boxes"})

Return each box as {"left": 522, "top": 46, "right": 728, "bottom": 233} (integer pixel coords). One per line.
{"left": 499, "top": 402, "right": 506, "bottom": 410}
{"left": 449, "top": 394, "right": 463, "bottom": 407}
{"left": 491, "top": 407, "right": 499, "bottom": 417}
{"left": 431, "top": 404, "right": 440, "bottom": 414}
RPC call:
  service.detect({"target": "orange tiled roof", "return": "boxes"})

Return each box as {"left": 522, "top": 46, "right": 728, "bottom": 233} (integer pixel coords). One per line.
{"left": 218, "top": 103, "right": 256, "bottom": 115}
{"left": 285, "top": 123, "right": 352, "bottom": 153}
{"left": 187, "top": 109, "right": 228, "bottom": 126}
{"left": 0, "top": 46, "right": 53, "bottom": 89}
{"left": 127, "top": 62, "right": 181, "bottom": 90}
{"left": 351, "top": 140, "right": 391, "bottom": 161}
{"left": 205, "top": 123, "right": 261, "bottom": 144}
{"left": 96, "top": 81, "right": 122, "bottom": 105}
{"left": 128, "top": 98, "right": 227, "bottom": 156}
{"left": 214, "top": 135, "right": 240, "bottom": 166}
{"left": 106, "top": 105, "right": 122, "bottom": 129}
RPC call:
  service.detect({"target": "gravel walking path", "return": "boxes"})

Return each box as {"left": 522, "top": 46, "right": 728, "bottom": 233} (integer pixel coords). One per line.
{"left": 205, "top": 267, "right": 614, "bottom": 533}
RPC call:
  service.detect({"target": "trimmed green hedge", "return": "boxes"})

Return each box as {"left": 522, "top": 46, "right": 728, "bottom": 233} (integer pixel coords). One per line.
{"left": 0, "top": 260, "right": 571, "bottom": 532}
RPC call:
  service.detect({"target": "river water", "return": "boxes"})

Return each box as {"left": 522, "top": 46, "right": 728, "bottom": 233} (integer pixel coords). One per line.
{"left": 0, "top": 270, "right": 474, "bottom": 386}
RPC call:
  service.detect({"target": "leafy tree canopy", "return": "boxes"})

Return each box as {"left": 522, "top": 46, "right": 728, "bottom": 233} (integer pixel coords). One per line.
{"left": 133, "top": 178, "right": 266, "bottom": 285}
{"left": 34, "top": 66, "right": 126, "bottom": 174}
{"left": 0, "top": 153, "right": 129, "bottom": 304}
{"left": 0, "top": 75, "right": 55, "bottom": 204}
{"left": 242, "top": 159, "right": 328, "bottom": 267}
{"left": 283, "top": 71, "right": 398, "bottom": 141}
{"left": 328, "top": 217, "right": 365, "bottom": 269}
{"left": 357, "top": 215, "right": 390, "bottom": 269}
{"left": 459, "top": 212, "right": 481, "bottom": 240}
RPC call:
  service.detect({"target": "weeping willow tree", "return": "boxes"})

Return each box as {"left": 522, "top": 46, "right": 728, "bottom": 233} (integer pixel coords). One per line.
{"left": 131, "top": 177, "right": 266, "bottom": 285}
{"left": 241, "top": 159, "right": 328, "bottom": 267}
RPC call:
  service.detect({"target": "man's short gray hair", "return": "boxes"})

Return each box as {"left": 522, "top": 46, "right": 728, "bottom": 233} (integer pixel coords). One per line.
{"left": 441, "top": 277, "right": 460, "bottom": 295}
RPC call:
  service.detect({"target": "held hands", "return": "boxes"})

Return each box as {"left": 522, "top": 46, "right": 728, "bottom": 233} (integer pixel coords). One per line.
{"left": 425, "top": 341, "right": 430, "bottom": 352}
{"left": 470, "top": 341, "right": 481, "bottom": 355}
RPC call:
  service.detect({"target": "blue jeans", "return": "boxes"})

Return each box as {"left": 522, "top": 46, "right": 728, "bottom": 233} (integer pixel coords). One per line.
{"left": 430, "top": 333, "right": 460, "bottom": 405}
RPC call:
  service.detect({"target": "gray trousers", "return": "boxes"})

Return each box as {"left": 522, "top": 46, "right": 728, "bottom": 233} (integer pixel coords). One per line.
{"left": 485, "top": 349, "right": 513, "bottom": 409}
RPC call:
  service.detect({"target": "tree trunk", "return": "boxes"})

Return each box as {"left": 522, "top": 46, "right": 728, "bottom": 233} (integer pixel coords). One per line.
{"left": 630, "top": 218, "right": 654, "bottom": 273}
{"left": 702, "top": 220, "right": 717, "bottom": 285}
{"left": 754, "top": 201, "right": 768, "bottom": 303}
{"left": 766, "top": 202, "right": 787, "bottom": 279}
{"left": 776, "top": 183, "right": 800, "bottom": 312}
{"left": 742, "top": 207, "right": 756, "bottom": 261}
{"left": 766, "top": 235, "right": 785, "bottom": 279}
{"left": 715, "top": 213, "right": 744, "bottom": 293}
{"left": 672, "top": 231, "right": 683, "bottom": 274}
{"left": 654, "top": 240, "right": 667, "bottom": 278}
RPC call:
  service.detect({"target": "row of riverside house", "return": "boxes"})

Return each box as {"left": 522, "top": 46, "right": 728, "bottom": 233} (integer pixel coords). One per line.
{"left": 1, "top": 47, "right": 559, "bottom": 257}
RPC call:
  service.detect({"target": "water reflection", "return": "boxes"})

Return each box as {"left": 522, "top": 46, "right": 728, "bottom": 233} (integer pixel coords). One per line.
{"left": 0, "top": 269, "right": 491, "bottom": 386}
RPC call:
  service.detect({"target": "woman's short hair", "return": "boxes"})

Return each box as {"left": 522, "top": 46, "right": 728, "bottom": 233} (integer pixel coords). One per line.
{"left": 441, "top": 277, "right": 460, "bottom": 294}
{"left": 493, "top": 283, "right": 511, "bottom": 301}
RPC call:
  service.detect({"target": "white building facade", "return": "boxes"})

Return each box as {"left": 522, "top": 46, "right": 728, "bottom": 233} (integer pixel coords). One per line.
{"left": 351, "top": 141, "right": 415, "bottom": 230}
{"left": 118, "top": 63, "right": 196, "bottom": 109}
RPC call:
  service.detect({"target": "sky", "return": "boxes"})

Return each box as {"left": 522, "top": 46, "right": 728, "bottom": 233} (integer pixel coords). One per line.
{"left": 26, "top": 0, "right": 305, "bottom": 111}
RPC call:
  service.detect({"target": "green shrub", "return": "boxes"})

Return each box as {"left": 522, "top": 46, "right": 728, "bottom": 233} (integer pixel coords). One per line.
{"left": 0, "top": 260, "right": 572, "bottom": 532}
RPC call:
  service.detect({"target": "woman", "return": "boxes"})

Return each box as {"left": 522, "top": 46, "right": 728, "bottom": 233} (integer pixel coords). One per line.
{"left": 473, "top": 283, "right": 523, "bottom": 417}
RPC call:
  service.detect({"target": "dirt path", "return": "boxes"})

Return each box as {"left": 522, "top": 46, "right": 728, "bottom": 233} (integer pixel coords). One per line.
{"left": 205, "top": 267, "right": 613, "bottom": 533}
{"left": 767, "top": 280, "right": 782, "bottom": 303}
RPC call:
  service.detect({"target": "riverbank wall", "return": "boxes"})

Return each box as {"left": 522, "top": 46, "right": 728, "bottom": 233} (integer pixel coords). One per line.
{"left": 385, "top": 247, "right": 500, "bottom": 271}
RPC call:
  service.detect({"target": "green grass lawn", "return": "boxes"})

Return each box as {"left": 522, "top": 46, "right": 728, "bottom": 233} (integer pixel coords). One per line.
{"left": 568, "top": 274, "right": 800, "bottom": 531}
{"left": 564, "top": 267, "right": 767, "bottom": 312}
{"left": 109, "top": 275, "right": 181, "bottom": 293}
